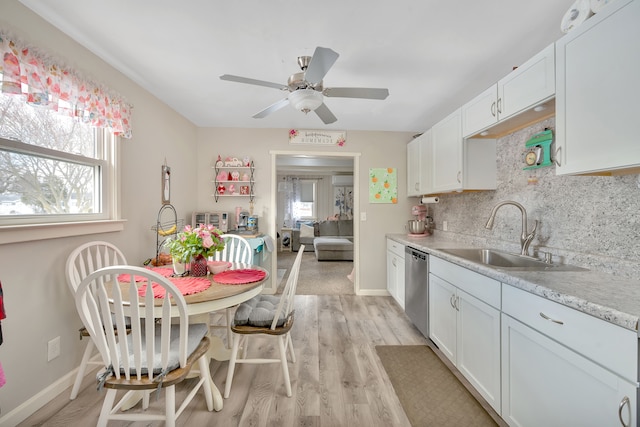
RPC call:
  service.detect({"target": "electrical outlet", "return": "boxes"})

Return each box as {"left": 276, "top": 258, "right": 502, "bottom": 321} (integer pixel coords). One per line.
{"left": 443, "top": 220, "right": 448, "bottom": 231}
{"left": 47, "top": 336, "right": 61, "bottom": 362}
{"left": 360, "top": 212, "right": 367, "bottom": 221}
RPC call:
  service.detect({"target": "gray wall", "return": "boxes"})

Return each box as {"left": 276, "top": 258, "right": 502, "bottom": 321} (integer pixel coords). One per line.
{"left": 426, "top": 117, "right": 640, "bottom": 279}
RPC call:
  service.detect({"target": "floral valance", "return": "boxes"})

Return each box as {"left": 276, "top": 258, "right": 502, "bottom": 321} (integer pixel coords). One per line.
{"left": 0, "top": 31, "right": 132, "bottom": 138}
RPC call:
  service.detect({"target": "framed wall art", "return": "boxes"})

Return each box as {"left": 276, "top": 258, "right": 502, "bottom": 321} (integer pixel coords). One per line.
{"left": 369, "top": 167, "right": 397, "bottom": 204}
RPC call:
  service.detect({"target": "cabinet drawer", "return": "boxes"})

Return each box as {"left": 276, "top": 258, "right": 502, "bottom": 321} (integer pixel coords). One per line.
{"left": 387, "top": 239, "right": 405, "bottom": 258}
{"left": 430, "top": 256, "right": 500, "bottom": 309}
{"left": 503, "top": 284, "right": 637, "bottom": 382}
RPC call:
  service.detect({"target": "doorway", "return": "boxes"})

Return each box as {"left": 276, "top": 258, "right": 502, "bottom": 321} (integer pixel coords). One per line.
{"left": 270, "top": 150, "right": 360, "bottom": 295}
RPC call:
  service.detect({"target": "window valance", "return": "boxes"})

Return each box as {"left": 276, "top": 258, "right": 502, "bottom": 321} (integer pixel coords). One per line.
{"left": 0, "top": 31, "right": 132, "bottom": 138}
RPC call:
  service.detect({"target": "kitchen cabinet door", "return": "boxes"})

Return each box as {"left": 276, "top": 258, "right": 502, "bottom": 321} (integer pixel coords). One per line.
{"left": 461, "top": 43, "right": 555, "bottom": 138}
{"left": 497, "top": 43, "right": 555, "bottom": 122}
{"left": 432, "top": 108, "right": 462, "bottom": 192}
{"left": 407, "top": 130, "right": 433, "bottom": 197}
{"left": 457, "top": 288, "right": 501, "bottom": 413}
{"left": 555, "top": 0, "right": 640, "bottom": 175}
{"left": 386, "top": 239, "right": 405, "bottom": 309}
{"left": 461, "top": 85, "right": 498, "bottom": 138}
{"left": 407, "top": 137, "right": 421, "bottom": 197}
{"left": 428, "top": 273, "right": 457, "bottom": 363}
{"left": 502, "top": 314, "right": 637, "bottom": 427}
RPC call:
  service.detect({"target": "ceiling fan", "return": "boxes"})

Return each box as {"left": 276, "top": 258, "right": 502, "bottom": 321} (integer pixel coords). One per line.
{"left": 220, "top": 47, "right": 389, "bottom": 124}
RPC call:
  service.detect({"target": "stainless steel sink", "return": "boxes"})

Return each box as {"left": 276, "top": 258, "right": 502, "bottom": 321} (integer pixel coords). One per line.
{"left": 436, "top": 248, "right": 586, "bottom": 271}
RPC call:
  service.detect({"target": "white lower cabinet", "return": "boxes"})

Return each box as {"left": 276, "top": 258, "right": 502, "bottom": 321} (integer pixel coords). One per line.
{"left": 502, "top": 285, "right": 638, "bottom": 427}
{"left": 386, "top": 239, "right": 405, "bottom": 309}
{"left": 502, "top": 314, "right": 636, "bottom": 427}
{"left": 429, "top": 257, "right": 501, "bottom": 413}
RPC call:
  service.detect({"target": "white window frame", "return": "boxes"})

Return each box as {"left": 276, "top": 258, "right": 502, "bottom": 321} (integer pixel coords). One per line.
{"left": 0, "top": 132, "right": 124, "bottom": 244}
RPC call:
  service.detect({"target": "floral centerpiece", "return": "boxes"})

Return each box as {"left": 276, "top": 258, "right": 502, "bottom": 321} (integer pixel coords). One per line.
{"left": 166, "top": 224, "right": 225, "bottom": 276}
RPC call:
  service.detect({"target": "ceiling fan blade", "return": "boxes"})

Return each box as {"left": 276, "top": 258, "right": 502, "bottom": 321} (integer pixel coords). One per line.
{"left": 323, "top": 87, "right": 389, "bottom": 100}
{"left": 314, "top": 103, "right": 337, "bottom": 124}
{"left": 252, "top": 98, "right": 290, "bottom": 119}
{"left": 220, "top": 74, "right": 287, "bottom": 91}
{"left": 304, "top": 47, "right": 339, "bottom": 85}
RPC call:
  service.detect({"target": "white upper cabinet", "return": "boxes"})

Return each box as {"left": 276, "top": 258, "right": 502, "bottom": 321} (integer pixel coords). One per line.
{"left": 431, "top": 108, "right": 496, "bottom": 194}
{"left": 407, "top": 129, "right": 432, "bottom": 197}
{"left": 555, "top": 0, "right": 640, "bottom": 175}
{"left": 432, "top": 108, "right": 463, "bottom": 192}
{"left": 462, "top": 43, "right": 556, "bottom": 138}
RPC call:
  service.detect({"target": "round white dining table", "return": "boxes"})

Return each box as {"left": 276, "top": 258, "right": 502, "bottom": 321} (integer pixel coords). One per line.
{"left": 113, "top": 262, "right": 269, "bottom": 412}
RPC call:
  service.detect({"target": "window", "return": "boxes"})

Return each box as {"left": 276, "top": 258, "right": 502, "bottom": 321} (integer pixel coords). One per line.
{"left": 0, "top": 91, "right": 114, "bottom": 225}
{"left": 293, "top": 180, "right": 317, "bottom": 220}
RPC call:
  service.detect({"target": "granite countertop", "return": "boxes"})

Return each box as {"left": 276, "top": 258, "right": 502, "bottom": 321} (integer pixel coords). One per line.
{"left": 387, "top": 233, "right": 640, "bottom": 334}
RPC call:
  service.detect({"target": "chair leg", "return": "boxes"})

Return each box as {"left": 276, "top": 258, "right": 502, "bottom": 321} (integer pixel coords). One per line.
{"left": 97, "top": 389, "right": 117, "bottom": 427}
{"left": 224, "top": 333, "right": 241, "bottom": 398}
{"left": 165, "top": 385, "right": 176, "bottom": 427}
{"left": 226, "top": 308, "right": 233, "bottom": 349}
{"left": 286, "top": 333, "right": 296, "bottom": 363}
{"left": 70, "top": 339, "right": 95, "bottom": 400}
{"left": 278, "top": 335, "right": 292, "bottom": 397}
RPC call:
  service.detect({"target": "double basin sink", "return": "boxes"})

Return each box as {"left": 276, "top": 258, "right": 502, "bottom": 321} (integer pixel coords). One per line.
{"left": 437, "top": 248, "right": 586, "bottom": 272}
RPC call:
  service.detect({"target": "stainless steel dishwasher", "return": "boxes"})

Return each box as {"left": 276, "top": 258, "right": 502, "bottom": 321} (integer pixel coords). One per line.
{"left": 405, "top": 246, "right": 429, "bottom": 338}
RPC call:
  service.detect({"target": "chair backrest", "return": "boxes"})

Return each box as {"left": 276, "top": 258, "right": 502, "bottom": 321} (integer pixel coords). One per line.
{"left": 271, "top": 245, "right": 304, "bottom": 330}
{"left": 66, "top": 241, "right": 127, "bottom": 294}
{"left": 213, "top": 234, "right": 252, "bottom": 264}
{"left": 74, "top": 265, "right": 191, "bottom": 381}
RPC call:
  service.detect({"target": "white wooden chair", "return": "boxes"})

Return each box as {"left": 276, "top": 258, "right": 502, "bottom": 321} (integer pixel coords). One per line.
{"left": 65, "top": 241, "right": 128, "bottom": 400}
{"left": 74, "top": 265, "right": 214, "bottom": 427}
{"left": 224, "top": 245, "right": 304, "bottom": 398}
{"left": 210, "top": 234, "right": 253, "bottom": 347}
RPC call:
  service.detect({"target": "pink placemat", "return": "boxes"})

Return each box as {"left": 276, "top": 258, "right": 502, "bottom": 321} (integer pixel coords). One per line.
{"left": 212, "top": 269, "right": 267, "bottom": 284}
{"left": 117, "top": 268, "right": 211, "bottom": 298}
{"left": 117, "top": 267, "right": 173, "bottom": 283}
{"left": 137, "top": 276, "right": 211, "bottom": 298}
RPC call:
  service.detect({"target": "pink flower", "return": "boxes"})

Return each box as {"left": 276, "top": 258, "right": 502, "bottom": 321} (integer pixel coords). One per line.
{"left": 202, "top": 235, "right": 214, "bottom": 248}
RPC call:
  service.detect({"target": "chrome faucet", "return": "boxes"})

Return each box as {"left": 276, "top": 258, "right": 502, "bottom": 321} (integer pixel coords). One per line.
{"left": 485, "top": 201, "right": 538, "bottom": 256}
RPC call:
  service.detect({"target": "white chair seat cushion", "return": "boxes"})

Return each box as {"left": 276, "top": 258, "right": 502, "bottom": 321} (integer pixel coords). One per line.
{"left": 107, "top": 322, "right": 208, "bottom": 376}
{"left": 234, "top": 295, "right": 285, "bottom": 327}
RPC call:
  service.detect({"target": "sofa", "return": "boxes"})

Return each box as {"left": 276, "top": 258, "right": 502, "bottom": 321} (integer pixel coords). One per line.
{"left": 291, "top": 219, "right": 353, "bottom": 261}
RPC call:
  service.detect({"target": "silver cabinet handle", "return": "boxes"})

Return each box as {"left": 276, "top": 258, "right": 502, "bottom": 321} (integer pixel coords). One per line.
{"left": 491, "top": 101, "right": 496, "bottom": 117}
{"left": 497, "top": 98, "right": 502, "bottom": 114}
{"left": 618, "top": 396, "right": 630, "bottom": 427}
{"left": 539, "top": 312, "right": 564, "bottom": 325}
{"left": 392, "top": 258, "right": 396, "bottom": 267}
{"left": 457, "top": 171, "right": 462, "bottom": 183}
{"left": 554, "top": 146, "right": 562, "bottom": 166}
{"left": 455, "top": 296, "right": 459, "bottom": 311}
{"left": 450, "top": 294, "right": 456, "bottom": 309}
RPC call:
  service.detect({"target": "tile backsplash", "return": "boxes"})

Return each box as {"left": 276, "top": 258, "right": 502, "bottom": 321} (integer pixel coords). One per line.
{"left": 428, "top": 117, "right": 640, "bottom": 280}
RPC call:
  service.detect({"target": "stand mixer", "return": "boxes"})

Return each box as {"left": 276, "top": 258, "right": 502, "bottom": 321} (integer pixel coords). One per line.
{"left": 408, "top": 204, "right": 432, "bottom": 235}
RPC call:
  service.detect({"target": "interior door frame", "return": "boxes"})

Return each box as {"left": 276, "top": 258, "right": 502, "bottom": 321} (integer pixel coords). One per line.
{"left": 269, "top": 150, "right": 360, "bottom": 294}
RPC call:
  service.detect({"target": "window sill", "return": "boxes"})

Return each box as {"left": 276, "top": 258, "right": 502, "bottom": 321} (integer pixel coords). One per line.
{"left": 0, "top": 219, "right": 127, "bottom": 245}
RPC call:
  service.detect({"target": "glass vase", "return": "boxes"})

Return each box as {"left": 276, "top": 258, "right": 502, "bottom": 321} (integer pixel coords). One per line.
{"left": 190, "top": 254, "right": 208, "bottom": 277}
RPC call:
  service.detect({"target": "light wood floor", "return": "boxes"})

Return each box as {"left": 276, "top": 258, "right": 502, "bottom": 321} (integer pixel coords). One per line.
{"left": 19, "top": 295, "right": 506, "bottom": 426}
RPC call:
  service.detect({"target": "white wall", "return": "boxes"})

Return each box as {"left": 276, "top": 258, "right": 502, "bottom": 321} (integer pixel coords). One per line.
{"left": 196, "top": 128, "right": 414, "bottom": 294}
{"left": 0, "top": 3, "right": 199, "bottom": 422}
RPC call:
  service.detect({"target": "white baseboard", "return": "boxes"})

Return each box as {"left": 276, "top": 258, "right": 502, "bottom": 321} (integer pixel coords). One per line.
{"left": 0, "top": 369, "right": 77, "bottom": 427}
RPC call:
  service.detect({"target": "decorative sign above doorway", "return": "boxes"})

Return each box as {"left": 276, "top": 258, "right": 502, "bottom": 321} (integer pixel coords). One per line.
{"left": 289, "top": 129, "right": 346, "bottom": 146}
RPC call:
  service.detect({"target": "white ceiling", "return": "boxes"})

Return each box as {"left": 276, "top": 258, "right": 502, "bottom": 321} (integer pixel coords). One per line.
{"left": 19, "top": 0, "right": 576, "bottom": 133}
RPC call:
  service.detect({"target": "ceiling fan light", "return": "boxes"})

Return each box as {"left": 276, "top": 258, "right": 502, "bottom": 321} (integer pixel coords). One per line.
{"left": 289, "top": 89, "right": 323, "bottom": 113}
